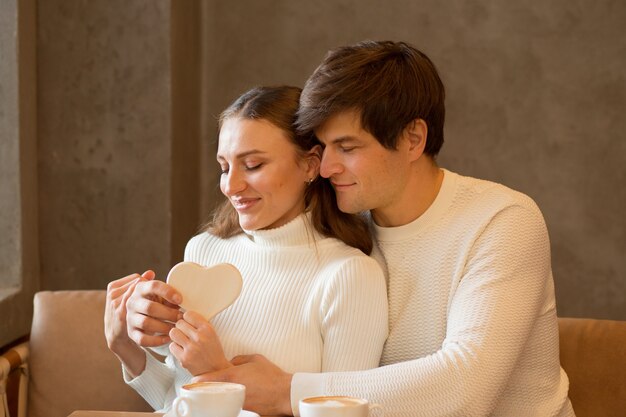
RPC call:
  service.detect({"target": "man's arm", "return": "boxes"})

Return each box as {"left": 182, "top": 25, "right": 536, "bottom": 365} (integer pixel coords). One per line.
{"left": 198, "top": 204, "right": 558, "bottom": 417}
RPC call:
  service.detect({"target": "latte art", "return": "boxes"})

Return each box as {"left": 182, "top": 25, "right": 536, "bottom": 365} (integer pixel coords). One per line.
{"left": 300, "top": 395, "right": 379, "bottom": 417}
{"left": 303, "top": 397, "right": 365, "bottom": 407}
{"left": 185, "top": 382, "right": 243, "bottom": 393}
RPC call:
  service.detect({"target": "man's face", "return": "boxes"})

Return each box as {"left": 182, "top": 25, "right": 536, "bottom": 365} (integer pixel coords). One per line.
{"left": 315, "top": 110, "right": 410, "bottom": 217}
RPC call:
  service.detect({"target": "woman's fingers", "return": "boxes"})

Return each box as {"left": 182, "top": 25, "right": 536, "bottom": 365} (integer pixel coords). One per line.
{"left": 127, "top": 308, "right": 176, "bottom": 335}
{"left": 140, "top": 270, "right": 156, "bottom": 280}
{"left": 129, "top": 280, "right": 182, "bottom": 323}
{"left": 183, "top": 310, "right": 208, "bottom": 328}
{"left": 106, "top": 273, "right": 141, "bottom": 300}
{"left": 121, "top": 274, "right": 185, "bottom": 348}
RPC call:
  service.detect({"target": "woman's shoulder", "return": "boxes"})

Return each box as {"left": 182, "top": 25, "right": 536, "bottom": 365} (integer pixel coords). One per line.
{"left": 318, "top": 239, "right": 387, "bottom": 279}
{"left": 184, "top": 231, "right": 244, "bottom": 262}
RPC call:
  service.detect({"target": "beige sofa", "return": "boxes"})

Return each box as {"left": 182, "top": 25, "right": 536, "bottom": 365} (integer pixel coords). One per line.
{"left": 1, "top": 291, "right": 150, "bottom": 417}
{"left": 2, "top": 291, "right": 626, "bottom": 417}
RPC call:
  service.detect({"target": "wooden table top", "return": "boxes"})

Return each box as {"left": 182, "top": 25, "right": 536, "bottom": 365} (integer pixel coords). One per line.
{"left": 68, "top": 410, "right": 274, "bottom": 417}
{"left": 68, "top": 413, "right": 164, "bottom": 417}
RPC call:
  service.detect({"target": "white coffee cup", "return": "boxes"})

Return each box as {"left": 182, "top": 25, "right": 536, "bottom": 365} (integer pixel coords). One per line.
{"left": 299, "top": 396, "right": 382, "bottom": 417}
{"left": 171, "top": 381, "right": 245, "bottom": 417}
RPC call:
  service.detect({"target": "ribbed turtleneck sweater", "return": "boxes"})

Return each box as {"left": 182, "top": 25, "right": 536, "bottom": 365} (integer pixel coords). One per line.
{"left": 126, "top": 212, "right": 388, "bottom": 412}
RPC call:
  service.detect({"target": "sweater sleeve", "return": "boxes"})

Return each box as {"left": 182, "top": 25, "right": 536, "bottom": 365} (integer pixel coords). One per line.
{"left": 292, "top": 203, "right": 554, "bottom": 416}
{"left": 319, "top": 256, "right": 388, "bottom": 373}
{"left": 123, "top": 348, "right": 176, "bottom": 411}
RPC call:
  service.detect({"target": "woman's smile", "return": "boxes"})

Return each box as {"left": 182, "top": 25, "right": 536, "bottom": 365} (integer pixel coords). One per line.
{"left": 231, "top": 197, "right": 261, "bottom": 212}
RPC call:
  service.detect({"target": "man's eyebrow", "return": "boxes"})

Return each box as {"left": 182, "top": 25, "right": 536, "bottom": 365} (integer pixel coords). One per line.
{"left": 217, "top": 149, "right": 266, "bottom": 161}
{"left": 322, "top": 136, "right": 360, "bottom": 145}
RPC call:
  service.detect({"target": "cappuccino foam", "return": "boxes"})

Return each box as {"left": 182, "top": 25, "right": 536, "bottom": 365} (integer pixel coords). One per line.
{"left": 184, "top": 382, "right": 243, "bottom": 393}
{"left": 303, "top": 396, "right": 365, "bottom": 407}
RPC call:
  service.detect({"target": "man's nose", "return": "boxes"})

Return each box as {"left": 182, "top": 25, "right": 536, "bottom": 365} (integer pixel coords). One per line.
{"left": 320, "top": 149, "right": 343, "bottom": 178}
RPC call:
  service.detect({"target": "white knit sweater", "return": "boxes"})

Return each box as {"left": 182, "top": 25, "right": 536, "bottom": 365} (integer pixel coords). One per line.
{"left": 292, "top": 170, "right": 575, "bottom": 417}
{"left": 125, "top": 212, "right": 388, "bottom": 412}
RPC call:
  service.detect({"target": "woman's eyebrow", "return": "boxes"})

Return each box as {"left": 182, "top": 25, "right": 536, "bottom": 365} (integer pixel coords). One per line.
{"left": 217, "top": 149, "right": 266, "bottom": 161}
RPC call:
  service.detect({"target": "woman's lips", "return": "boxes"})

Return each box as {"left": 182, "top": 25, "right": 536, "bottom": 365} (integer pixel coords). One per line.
{"left": 231, "top": 198, "right": 260, "bottom": 211}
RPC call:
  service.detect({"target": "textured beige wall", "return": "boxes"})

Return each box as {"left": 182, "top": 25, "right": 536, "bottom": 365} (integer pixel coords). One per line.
{"left": 36, "top": 0, "right": 175, "bottom": 288}
{"left": 200, "top": 0, "right": 625, "bottom": 319}
{"left": 0, "top": 0, "right": 39, "bottom": 347}
{"left": 2, "top": 0, "right": 624, "bottom": 345}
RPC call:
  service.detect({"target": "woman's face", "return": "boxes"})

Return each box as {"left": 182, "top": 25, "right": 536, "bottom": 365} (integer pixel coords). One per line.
{"left": 217, "top": 117, "right": 318, "bottom": 231}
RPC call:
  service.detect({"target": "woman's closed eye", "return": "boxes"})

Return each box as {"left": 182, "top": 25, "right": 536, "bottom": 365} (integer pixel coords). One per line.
{"left": 219, "top": 162, "right": 263, "bottom": 175}
{"left": 245, "top": 162, "right": 263, "bottom": 171}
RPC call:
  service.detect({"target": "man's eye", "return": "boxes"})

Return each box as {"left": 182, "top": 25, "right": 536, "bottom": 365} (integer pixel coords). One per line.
{"left": 340, "top": 146, "right": 356, "bottom": 153}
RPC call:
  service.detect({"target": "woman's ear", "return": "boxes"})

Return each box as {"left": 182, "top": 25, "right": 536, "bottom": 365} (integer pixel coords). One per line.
{"left": 304, "top": 145, "right": 322, "bottom": 178}
{"left": 403, "top": 118, "right": 428, "bottom": 161}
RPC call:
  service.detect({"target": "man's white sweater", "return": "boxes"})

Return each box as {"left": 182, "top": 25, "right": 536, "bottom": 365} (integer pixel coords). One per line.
{"left": 292, "top": 170, "right": 575, "bottom": 417}
{"left": 126, "top": 213, "right": 388, "bottom": 411}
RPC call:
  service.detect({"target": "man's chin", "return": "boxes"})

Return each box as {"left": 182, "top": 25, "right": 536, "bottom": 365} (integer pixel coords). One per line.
{"left": 336, "top": 199, "right": 363, "bottom": 214}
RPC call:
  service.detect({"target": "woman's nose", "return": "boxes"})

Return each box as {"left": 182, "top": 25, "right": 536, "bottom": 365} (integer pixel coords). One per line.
{"left": 320, "top": 148, "right": 343, "bottom": 178}
{"left": 221, "top": 169, "right": 246, "bottom": 196}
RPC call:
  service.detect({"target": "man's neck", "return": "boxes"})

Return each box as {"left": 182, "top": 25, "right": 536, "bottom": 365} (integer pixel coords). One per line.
{"left": 371, "top": 158, "right": 444, "bottom": 227}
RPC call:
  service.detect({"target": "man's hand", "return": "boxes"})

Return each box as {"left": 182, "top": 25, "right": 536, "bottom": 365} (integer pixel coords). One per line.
{"left": 193, "top": 354, "right": 294, "bottom": 416}
{"left": 169, "top": 310, "right": 232, "bottom": 376}
{"left": 126, "top": 275, "right": 183, "bottom": 347}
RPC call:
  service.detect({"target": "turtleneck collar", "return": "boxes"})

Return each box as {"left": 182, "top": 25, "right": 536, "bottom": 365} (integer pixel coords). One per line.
{"left": 242, "top": 211, "right": 322, "bottom": 248}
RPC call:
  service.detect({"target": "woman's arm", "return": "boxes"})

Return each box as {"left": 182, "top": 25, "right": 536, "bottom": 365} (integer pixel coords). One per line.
{"left": 105, "top": 271, "right": 183, "bottom": 410}
{"left": 319, "top": 256, "right": 388, "bottom": 372}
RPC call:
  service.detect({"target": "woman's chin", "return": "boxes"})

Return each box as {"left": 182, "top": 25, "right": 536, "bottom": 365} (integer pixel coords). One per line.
{"left": 238, "top": 217, "right": 264, "bottom": 231}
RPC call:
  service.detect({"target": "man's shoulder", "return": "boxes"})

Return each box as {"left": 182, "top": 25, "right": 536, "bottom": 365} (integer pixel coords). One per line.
{"left": 454, "top": 171, "right": 541, "bottom": 214}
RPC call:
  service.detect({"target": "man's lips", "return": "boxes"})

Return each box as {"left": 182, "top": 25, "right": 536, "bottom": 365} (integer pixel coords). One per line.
{"left": 331, "top": 181, "right": 356, "bottom": 190}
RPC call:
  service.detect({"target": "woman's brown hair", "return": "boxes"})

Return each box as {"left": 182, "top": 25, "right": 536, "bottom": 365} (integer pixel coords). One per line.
{"left": 204, "top": 86, "right": 373, "bottom": 254}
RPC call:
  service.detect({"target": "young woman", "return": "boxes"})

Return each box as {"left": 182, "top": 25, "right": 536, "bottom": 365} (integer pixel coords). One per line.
{"left": 104, "top": 86, "right": 388, "bottom": 412}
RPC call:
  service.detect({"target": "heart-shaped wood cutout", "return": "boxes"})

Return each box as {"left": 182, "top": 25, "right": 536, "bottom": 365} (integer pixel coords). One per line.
{"left": 166, "top": 261, "right": 243, "bottom": 320}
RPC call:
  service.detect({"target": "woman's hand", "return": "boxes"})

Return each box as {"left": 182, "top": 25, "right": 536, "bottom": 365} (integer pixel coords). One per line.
{"left": 104, "top": 272, "right": 146, "bottom": 352}
{"left": 169, "top": 310, "right": 232, "bottom": 376}
{"left": 104, "top": 271, "right": 155, "bottom": 377}
{"left": 126, "top": 276, "right": 183, "bottom": 347}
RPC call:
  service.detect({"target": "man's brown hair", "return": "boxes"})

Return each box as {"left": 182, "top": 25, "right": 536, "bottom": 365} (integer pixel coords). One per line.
{"left": 297, "top": 40, "right": 445, "bottom": 156}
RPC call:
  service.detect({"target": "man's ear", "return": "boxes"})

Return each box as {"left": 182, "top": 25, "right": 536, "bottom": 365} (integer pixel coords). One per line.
{"left": 304, "top": 145, "right": 322, "bottom": 178}
{"left": 403, "top": 118, "right": 428, "bottom": 160}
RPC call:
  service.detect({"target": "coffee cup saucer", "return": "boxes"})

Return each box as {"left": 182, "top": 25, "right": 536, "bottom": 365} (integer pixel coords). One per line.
{"left": 164, "top": 409, "right": 258, "bottom": 417}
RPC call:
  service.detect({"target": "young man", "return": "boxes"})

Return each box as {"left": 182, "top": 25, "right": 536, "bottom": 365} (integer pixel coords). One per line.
{"left": 196, "top": 41, "right": 575, "bottom": 416}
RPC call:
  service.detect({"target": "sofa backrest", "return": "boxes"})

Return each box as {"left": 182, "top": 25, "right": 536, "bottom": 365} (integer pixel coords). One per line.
{"left": 558, "top": 317, "right": 626, "bottom": 417}
{"left": 28, "top": 291, "right": 151, "bottom": 417}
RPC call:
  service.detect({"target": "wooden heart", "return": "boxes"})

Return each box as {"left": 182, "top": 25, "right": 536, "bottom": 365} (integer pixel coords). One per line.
{"left": 166, "top": 261, "right": 243, "bottom": 320}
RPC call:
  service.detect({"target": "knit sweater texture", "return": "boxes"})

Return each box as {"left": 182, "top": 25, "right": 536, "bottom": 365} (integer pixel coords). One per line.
{"left": 125, "top": 212, "right": 388, "bottom": 411}
{"left": 292, "top": 170, "right": 575, "bottom": 417}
